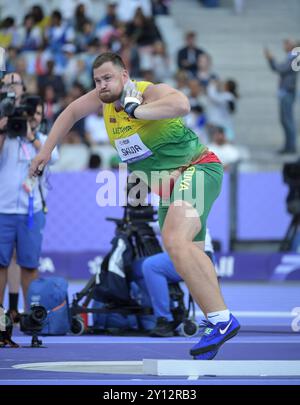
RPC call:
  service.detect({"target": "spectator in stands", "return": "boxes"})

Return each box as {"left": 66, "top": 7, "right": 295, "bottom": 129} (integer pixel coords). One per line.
{"left": 126, "top": 8, "right": 162, "bottom": 48}
{"left": 118, "top": 34, "right": 141, "bottom": 78}
{"left": 187, "top": 78, "right": 207, "bottom": 109}
{"left": 96, "top": 1, "right": 118, "bottom": 39}
{"left": 18, "top": 13, "right": 42, "bottom": 52}
{"left": 117, "top": 0, "right": 152, "bottom": 23}
{"left": 84, "top": 105, "right": 116, "bottom": 168}
{"left": 177, "top": 31, "right": 205, "bottom": 77}
{"left": 83, "top": 38, "right": 104, "bottom": 74}
{"left": 152, "top": 0, "right": 170, "bottom": 16}
{"left": 75, "top": 20, "right": 95, "bottom": 52}
{"left": 43, "top": 84, "right": 61, "bottom": 129}
{"left": 53, "top": 82, "right": 87, "bottom": 141}
{"left": 265, "top": 39, "right": 298, "bottom": 154}
{"left": 126, "top": 8, "right": 162, "bottom": 71}
{"left": 206, "top": 78, "right": 239, "bottom": 141}
{"left": 45, "top": 10, "right": 75, "bottom": 55}
{"left": 151, "top": 40, "right": 172, "bottom": 83}
{"left": 0, "top": 17, "right": 19, "bottom": 49}
{"left": 30, "top": 4, "right": 50, "bottom": 33}
{"left": 84, "top": 106, "right": 107, "bottom": 146}
{"left": 105, "top": 22, "right": 127, "bottom": 52}
{"left": 174, "top": 69, "right": 190, "bottom": 95}
{"left": 207, "top": 126, "right": 242, "bottom": 169}
{"left": 185, "top": 79, "right": 208, "bottom": 142}
{"left": 61, "top": 43, "right": 79, "bottom": 90}
{"left": 37, "top": 59, "right": 66, "bottom": 100}
{"left": 75, "top": 59, "right": 93, "bottom": 90}
{"left": 4, "top": 47, "right": 18, "bottom": 73}
{"left": 196, "top": 53, "right": 218, "bottom": 89}
{"left": 73, "top": 3, "right": 90, "bottom": 34}
{"left": 140, "top": 69, "right": 156, "bottom": 82}
{"left": 15, "top": 56, "right": 38, "bottom": 94}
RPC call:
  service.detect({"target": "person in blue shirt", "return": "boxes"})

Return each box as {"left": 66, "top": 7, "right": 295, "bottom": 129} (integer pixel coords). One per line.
{"left": 131, "top": 227, "right": 217, "bottom": 337}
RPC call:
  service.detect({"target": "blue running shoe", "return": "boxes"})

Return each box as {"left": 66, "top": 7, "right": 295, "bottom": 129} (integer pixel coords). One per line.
{"left": 193, "top": 348, "right": 219, "bottom": 360}
{"left": 190, "top": 313, "right": 240, "bottom": 357}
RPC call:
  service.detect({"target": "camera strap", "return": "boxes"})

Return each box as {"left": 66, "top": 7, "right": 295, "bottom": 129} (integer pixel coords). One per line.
{"left": 38, "top": 180, "right": 48, "bottom": 214}
{"left": 20, "top": 140, "right": 35, "bottom": 228}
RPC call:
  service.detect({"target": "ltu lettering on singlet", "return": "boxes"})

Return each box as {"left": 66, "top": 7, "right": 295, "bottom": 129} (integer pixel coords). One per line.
{"left": 112, "top": 126, "right": 132, "bottom": 135}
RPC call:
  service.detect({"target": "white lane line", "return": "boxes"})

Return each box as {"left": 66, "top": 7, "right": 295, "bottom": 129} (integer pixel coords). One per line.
{"left": 195, "top": 310, "right": 295, "bottom": 318}
{"left": 144, "top": 360, "right": 300, "bottom": 377}
{"left": 9, "top": 339, "right": 300, "bottom": 345}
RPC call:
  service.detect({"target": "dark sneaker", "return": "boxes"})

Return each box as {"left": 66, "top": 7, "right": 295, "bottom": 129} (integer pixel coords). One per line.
{"left": 149, "top": 317, "right": 175, "bottom": 337}
{"left": 0, "top": 310, "right": 19, "bottom": 348}
{"left": 0, "top": 330, "right": 19, "bottom": 348}
{"left": 190, "top": 314, "right": 240, "bottom": 358}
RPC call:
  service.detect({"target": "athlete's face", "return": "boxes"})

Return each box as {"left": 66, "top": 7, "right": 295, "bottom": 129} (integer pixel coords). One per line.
{"left": 93, "top": 62, "right": 128, "bottom": 103}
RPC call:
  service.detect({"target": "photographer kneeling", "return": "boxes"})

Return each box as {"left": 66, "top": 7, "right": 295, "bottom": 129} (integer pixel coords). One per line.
{"left": 0, "top": 72, "right": 58, "bottom": 312}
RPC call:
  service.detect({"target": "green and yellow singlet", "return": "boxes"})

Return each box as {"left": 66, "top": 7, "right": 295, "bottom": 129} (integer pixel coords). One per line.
{"left": 103, "top": 81, "right": 207, "bottom": 196}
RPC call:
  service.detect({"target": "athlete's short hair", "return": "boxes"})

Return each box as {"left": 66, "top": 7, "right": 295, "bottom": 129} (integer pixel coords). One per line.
{"left": 92, "top": 52, "right": 126, "bottom": 71}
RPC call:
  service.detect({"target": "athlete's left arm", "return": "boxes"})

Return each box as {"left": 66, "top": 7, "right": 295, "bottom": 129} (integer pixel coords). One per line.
{"left": 134, "top": 84, "right": 191, "bottom": 120}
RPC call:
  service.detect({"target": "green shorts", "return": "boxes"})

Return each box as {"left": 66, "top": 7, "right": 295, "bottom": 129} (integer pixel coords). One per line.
{"left": 158, "top": 162, "right": 223, "bottom": 241}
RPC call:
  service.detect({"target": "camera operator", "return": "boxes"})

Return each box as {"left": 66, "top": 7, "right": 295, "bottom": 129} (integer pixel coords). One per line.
{"left": 0, "top": 72, "right": 58, "bottom": 312}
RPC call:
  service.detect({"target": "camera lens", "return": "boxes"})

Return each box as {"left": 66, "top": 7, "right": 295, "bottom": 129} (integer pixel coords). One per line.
{"left": 31, "top": 306, "right": 47, "bottom": 323}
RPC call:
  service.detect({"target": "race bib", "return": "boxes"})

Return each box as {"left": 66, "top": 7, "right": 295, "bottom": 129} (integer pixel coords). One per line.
{"left": 115, "top": 133, "right": 153, "bottom": 164}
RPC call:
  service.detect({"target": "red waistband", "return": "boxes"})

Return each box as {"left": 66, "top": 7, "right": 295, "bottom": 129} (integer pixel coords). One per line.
{"left": 153, "top": 151, "right": 221, "bottom": 198}
{"left": 192, "top": 150, "right": 221, "bottom": 165}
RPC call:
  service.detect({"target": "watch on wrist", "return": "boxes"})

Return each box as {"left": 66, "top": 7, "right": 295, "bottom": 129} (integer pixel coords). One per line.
{"left": 29, "top": 135, "right": 37, "bottom": 143}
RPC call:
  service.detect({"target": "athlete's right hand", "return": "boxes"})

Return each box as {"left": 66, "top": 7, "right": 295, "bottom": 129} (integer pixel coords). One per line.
{"left": 0, "top": 117, "right": 8, "bottom": 132}
{"left": 122, "top": 80, "right": 143, "bottom": 118}
{"left": 29, "top": 150, "right": 51, "bottom": 177}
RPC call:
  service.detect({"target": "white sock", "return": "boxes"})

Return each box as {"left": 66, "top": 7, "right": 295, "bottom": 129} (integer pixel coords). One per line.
{"left": 207, "top": 309, "right": 230, "bottom": 325}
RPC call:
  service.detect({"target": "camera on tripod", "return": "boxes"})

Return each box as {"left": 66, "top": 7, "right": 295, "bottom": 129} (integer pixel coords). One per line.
{"left": 283, "top": 162, "right": 300, "bottom": 216}
{"left": 19, "top": 305, "right": 47, "bottom": 347}
{"left": 125, "top": 175, "right": 157, "bottom": 223}
{"left": 280, "top": 161, "right": 300, "bottom": 251}
{"left": 0, "top": 92, "right": 41, "bottom": 138}
{"left": 20, "top": 304, "right": 47, "bottom": 334}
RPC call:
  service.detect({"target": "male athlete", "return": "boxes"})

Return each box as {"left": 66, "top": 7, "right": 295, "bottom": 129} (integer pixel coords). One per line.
{"left": 30, "top": 52, "right": 240, "bottom": 359}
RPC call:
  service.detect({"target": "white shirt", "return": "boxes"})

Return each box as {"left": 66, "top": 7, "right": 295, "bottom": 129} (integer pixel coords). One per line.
{"left": 206, "top": 82, "right": 235, "bottom": 133}
{"left": 207, "top": 143, "right": 241, "bottom": 167}
{"left": 0, "top": 133, "right": 59, "bottom": 214}
{"left": 84, "top": 114, "right": 108, "bottom": 144}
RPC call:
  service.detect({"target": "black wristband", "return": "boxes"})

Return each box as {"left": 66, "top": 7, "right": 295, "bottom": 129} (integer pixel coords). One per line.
{"left": 124, "top": 102, "right": 139, "bottom": 118}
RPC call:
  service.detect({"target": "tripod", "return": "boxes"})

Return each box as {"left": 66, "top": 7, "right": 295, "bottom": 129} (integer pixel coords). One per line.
{"left": 280, "top": 214, "right": 300, "bottom": 251}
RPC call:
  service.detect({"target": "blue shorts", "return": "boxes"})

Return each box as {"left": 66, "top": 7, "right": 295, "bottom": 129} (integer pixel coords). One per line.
{"left": 0, "top": 211, "right": 46, "bottom": 269}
